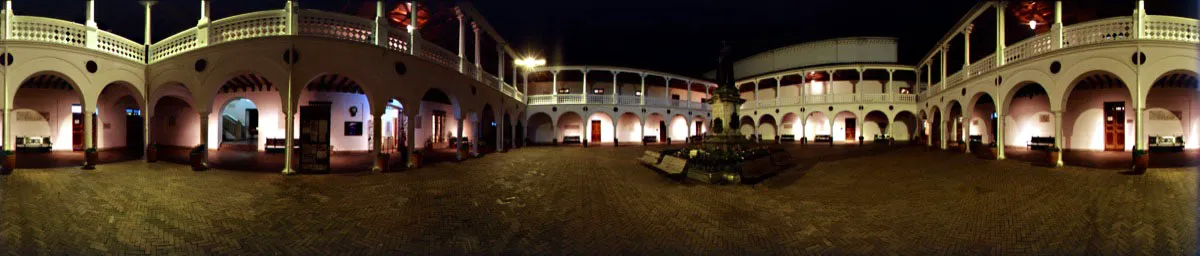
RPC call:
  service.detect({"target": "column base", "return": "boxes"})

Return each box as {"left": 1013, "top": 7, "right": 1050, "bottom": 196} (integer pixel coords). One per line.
{"left": 281, "top": 168, "right": 297, "bottom": 175}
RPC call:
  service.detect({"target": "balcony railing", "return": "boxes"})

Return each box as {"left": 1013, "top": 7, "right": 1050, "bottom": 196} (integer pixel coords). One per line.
{"left": 923, "top": 14, "right": 1197, "bottom": 99}
{"left": 617, "top": 95, "right": 641, "bottom": 105}
{"left": 586, "top": 94, "right": 613, "bottom": 104}
{"left": 141, "top": 7, "right": 520, "bottom": 103}
{"left": 527, "top": 94, "right": 705, "bottom": 110}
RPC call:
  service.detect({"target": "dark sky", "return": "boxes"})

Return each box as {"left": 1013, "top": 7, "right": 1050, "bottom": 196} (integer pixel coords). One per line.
{"left": 14, "top": 0, "right": 1197, "bottom": 78}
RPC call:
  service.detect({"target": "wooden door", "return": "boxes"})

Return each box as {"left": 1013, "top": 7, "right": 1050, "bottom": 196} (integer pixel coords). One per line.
{"left": 299, "top": 104, "right": 332, "bottom": 173}
{"left": 126, "top": 114, "right": 144, "bottom": 157}
{"left": 694, "top": 121, "right": 702, "bottom": 136}
{"left": 246, "top": 109, "right": 259, "bottom": 139}
{"left": 590, "top": 120, "right": 601, "bottom": 142}
{"left": 72, "top": 112, "right": 83, "bottom": 151}
{"left": 1104, "top": 101, "right": 1125, "bottom": 151}
{"left": 659, "top": 121, "right": 667, "bottom": 142}
{"left": 844, "top": 118, "right": 856, "bottom": 141}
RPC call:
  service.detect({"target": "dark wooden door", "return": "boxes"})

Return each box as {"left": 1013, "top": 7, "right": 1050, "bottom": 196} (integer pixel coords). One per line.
{"left": 694, "top": 121, "right": 702, "bottom": 136}
{"left": 72, "top": 112, "right": 83, "bottom": 151}
{"left": 845, "top": 118, "right": 856, "bottom": 141}
{"left": 659, "top": 121, "right": 667, "bottom": 142}
{"left": 590, "top": 120, "right": 601, "bottom": 142}
{"left": 126, "top": 114, "right": 144, "bottom": 157}
{"left": 246, "top": 108, "right": 259, "bottom": 139}
{"left": 299, "top": 104, "right": 331, "bottom": 173}
{"left": 1104, "top": 101, "right": 1125, "bottom": 151}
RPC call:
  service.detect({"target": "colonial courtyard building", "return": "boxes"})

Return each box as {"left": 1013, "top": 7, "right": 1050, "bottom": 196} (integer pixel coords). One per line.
{"left": 0, "top": 0, "right": 1194, "bottom": 173}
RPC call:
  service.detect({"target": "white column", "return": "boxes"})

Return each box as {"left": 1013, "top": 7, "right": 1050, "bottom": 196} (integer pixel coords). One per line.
{"left": 612, "top": 71, "right": 619, "bottom": 103}
{"left": 407, "top": 0, "right": 419, "bottom": 54}
{"left": 373, "top": 0, "right": 387, "bottom": 47}
{"left": 3, "top": 0, "right": 12, "bottom": 40}
{"left": 996, "top": 110, "right": 1005, "bottom": 159}
{"left": 1134, "top": 1, "right": 1145, "bottom": 39}
{"left": 84, "top": 0, "right": 98, "bottom": 48}
{"left": 582, "top": 69, "right": 589, "bottom": 103}
{"left": 195, "top": 0, "right": 211, "bottom": 46}
{"left": 455, "top": 7, "right": 466, "bottom": 72}
{"left": 141, "top": 1, "right": 156, "bottom": 45}
{"left": 963, "top": 25, "right": 973, "bottom": 75}
{"left": 963, "top": 112, "right": 972, "bottom": 153}
{"left": 551, "top": 71, "right": 558, "bottom": 95}
{"left": 996, "top": 2, "right": 1007, "bottom": 66}
{"left": 664, "top": 78, "right": 671, "bottom": 105}
{"left": 886, "top": 69, "right": 895, "bottom": 98}
{"left": 371, "top": 111, "right": 384, "bottom": 172}
{"left": 455, "top": 117, "right": 465, "bottom": 160}
{"left": 1054, "top": 110, "right": 1064, "bottom": 166}
{"left": 405, "top": 112, "right": 417, "bottom": 167}
{"left": 686, "top": 80, "right": 692, "bottom": 109}
{"left": 197, "top": 111, "right": 209, "bottom": 162}
{"left": 497, "top": 110, "right": 505, "bottom": 151}
{"left": 1051, "top": 1, "right": 1063, "bottom": 48}
{"left": 940, "top": 112, "right": 948, "bottom": 150}
{"left": 639, "top": 73, "right": 646, "bottom": 105}
{"left": 775, "top": 76, "right": 781, "bottom": 102}
{"left": 282, "top": 102, "right": 296, "bottom": 174}
{"left": 472, "top": 22, "right": 481, "bottom": 70}
{"left": 939, "top": 45, "right": 948, "bottom": 83}
{"left": 498, "top": 46, "right": 506, "bottom": 82}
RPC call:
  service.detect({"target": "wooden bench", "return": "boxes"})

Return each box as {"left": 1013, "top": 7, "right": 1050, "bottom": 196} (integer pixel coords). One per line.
{"left": 562, "top": 136, "right": 581, "bottom": 144}
{"left": 780, "top": 134, "right": 796, "bottom": 142}
{"left": 969, "top": 135, "right": 982, "bottom": 144}
{"left": 264, "top": 138, "right": 297, "bottom": 153}
{"left": 1027, "top": 136, "right": 1055, "bottom": 150}
{"left": 814, "top": 135, "right": 833, "bottom": 143}
{"left": 1149, "top": 135, "right": 1185, "bottom": 152}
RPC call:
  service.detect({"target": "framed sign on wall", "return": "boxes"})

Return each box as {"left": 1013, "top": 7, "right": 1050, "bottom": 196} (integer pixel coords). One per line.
{"left": 345, "top": 121, "right": 363, "bottom": 136}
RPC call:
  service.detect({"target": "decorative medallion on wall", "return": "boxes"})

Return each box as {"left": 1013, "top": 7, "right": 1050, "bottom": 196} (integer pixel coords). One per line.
{"left": 86, "top": 61, "right": 98, "bottom": 73}
{"left": 613, "top": 107, "right": 618, "bottom": 112}
{"left": 552, "top": 107, "right": 557, "bottom": 112}
{"left": 641, "top": 108, "right": 646, "bottom": 113}
{"left": 775, "top": 109, "right": 779, "bottom": 113}
{"left": 800, "top": 107, "right": 806, "bottom": 112}
{"left": 283, "top": 48, "right": 300, "bottom": 64}
{"left": 753, "top": 111, "right": 757, "bottom": 115}
{"left": 688, "top": 111, "right": 692, "bottom": 115}
{"left": 582, "top": 107, "right": 589, "bottom": 112}
{"left": 395, "top": 61, "right": 407, "bottom": 75}
{"left": 1049, "top": 61, "right": 1061, "bottom": 74}
{"left": 995, "top": 76, "right": 1003, "bottom": 86}
{"left": 1131, "top": 51, "right": 1147, "bottom": 65}
{"left": 195, "top": 59, "right": 207, "bottom": 72}
{"left": 0, "top": 52, "right": 13, "bottom": 66}
{"left": 666, "top": 109, "right": 671, "bottom": 114}
{"left": 349, "top": 106, "right": 359, "bottom": 117}
{"left": 858, "top": 105, "right": 864, "bottom": 110}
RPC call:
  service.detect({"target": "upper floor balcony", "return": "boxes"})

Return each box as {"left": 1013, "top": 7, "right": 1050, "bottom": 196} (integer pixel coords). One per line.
{"left": 732, "top": 63, "right": 920, "bottom": 111}
{"left": 523, "top": 66, "right": 715, "bottom": 111}
{"left": 913, "top": 2, "right": 1198, "bottom": 101}
{"left": 0, "top": 2, "right": 526, "bottom": 103}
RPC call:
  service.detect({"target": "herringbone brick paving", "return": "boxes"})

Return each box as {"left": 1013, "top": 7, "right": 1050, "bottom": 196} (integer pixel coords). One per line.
{"left": 1, "top": 145, "right": 1196, "bottom": 255}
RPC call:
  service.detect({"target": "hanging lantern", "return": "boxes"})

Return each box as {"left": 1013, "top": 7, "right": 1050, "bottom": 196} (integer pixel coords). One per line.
{"left": 1012, "top": 1, "right": 1052, "bottom": 32}
{"left": 389, "top": 2, "right": 431, "bottom": 29}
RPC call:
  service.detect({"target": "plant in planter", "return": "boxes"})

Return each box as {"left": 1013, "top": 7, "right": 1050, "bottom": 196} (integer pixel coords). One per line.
{"left": 410, "top": 149, "right": 424, "bottom": 168}
{"left": 0, "top": 149, "right": 14, "bottom": 175}
{"left": 1131, "top": 148, "right": 1149, "bottom": 174}
{"left": 83, "top": 147, "right": 98, "bottom": 170}
{"left": 987, "top": 142, "right": 999, "bottom": 159}
{"left": 146, "top": 143, "right": 158, "bottom": 163}
{"left": 1045, "top": 146, "right": 1061, "bottom": 167}
{"left": 374, "top": 152, "right": 389, "bottom": 172}
{"left": 189, "top": 144, "right": 208, "bottom": 171}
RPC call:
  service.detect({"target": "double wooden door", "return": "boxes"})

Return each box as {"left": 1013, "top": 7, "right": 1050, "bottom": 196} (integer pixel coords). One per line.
{"left": 1104, "top": 102, "right": 1126, "bottom": 151}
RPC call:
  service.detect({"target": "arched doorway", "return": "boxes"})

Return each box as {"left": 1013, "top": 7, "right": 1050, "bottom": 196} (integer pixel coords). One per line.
{"left": 892, "top": 111, "right": 918, "bottom": 141}
{"left": 929, "top": 107, "right": 942, "bottom": 148}
{"left": 832, "top": 111, "right": 858, "bottom": 143}
{"left": 644, "top": 113, "right": 665, "bottom": 143}
{"left": 758, "top": 115, "right": 777, "bottom": 142}
{"left": 1146, "top": 71, "right": 1198, "bottom": 152}
{"left": 805, "top": 112, "right": 830, "bottom": 140}
{"left": 864, "top": 111, "right": 889, "bottom": 141}
{"left": 586, "top": 112, "right": 615, "bottom": 143}
{"left": 946, "top": 101, "right": 964, "bottom": 147}
{"left": 556, "top": 112, "right": 583, "bottom": 144}
{"left": 668, "top": 114, "right": 689, "bottom": 142}
{"left": 1064, "top": 72, "right": 1133, "bottom": 152}
{"left": 526, "top": 112, "right": 553, "bottom": 144}
{"left": 616, "top": 112, "right": 642, "bottom": 143}
{"left": 11, "top": 72, "right": 86, "bottom": 168}
{"left": 970, "top": 94, "right": 998, "bottom": 145}
{"left": 97, "top": 82, "right": 145, "bottom": 162}
{"left": 296, "top": 74, "right": 372, "bottom": 173}
{"left": 418, "top": 88, "right": 462, "bottom": 150}
{"left": 217, "top": 98, "right": 259, "bottom": 148}
{"left": 479, "top": 104, "right": 497, "bottom": 153}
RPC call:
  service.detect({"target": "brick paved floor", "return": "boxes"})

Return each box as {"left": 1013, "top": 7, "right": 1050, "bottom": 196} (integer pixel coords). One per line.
{"left": 1, "top": 144, "right": 1196, "bottom": 255}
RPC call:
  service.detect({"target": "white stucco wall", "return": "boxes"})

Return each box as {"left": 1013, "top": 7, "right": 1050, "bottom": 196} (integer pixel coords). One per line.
{"left": 13, "top": 88, "right": 82, "bottom": 151}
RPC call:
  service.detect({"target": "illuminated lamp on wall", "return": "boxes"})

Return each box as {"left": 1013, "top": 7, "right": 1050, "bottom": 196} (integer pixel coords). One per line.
{"left": 635, "top": 91, "right": 642, "bottom": 96}
{"left": 71, "top": 104, "right": 82, "bottom": 114}
{"left": 558, "top": 88, "right": 571, "bottom": 94}
{"left": 593, "top": 88, "right": 605, "bottom": 94}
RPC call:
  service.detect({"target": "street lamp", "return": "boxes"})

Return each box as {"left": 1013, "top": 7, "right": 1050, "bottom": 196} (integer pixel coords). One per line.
{"left": 515, "top": 57, "right": 546, "bottom": 69}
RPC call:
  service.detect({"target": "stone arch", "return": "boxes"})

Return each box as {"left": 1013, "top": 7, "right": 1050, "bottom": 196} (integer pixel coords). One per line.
{"left": 1054, "top": 56, "right": 1137, "bottom": 110}
{"left": 863, "top": 110, "right": 889, "bottom": 141}
{"left": 297, "top": 73, "right": 374, "bottom": 152}
{"left": 832, "top": 111, "right": 859, "bottom": 142}
{"left": 1145, "top": 69, "right": 1199, "bottom": 149}
{"left": 585, "top": 111, "right": 615, "bottom": 143}
{"left": 96, "top": 81, "right": 148, "bottom": 152}
{"left": 616, "top": 112, "right": 642, "bottom": 142}
{"left": 1001, "top": 69, "right": 1057, "bottom": 112}
{"left": 668, "top": 114, "right": 689, "bottom": 142}
{"left": 1139, "top": 55, "right": 1199, "bottom": 101}
{"left": 1062, "top": 70, "right": 1133, "bottom": 151}
{"left": 556, "top": 111, "right": 584, "bottom": 142}
{"left": 891, "top": 110, "right": 918, "bottom": 141}
{"left": 1003, "top": 82, "right": 1053, "bottom": 147}
{"left": 645, "top": 112, "right": 667, "bottom": 143}
{"left": 11, "top": 71, "right": 88, "bottom": 152}
{"left": 739, "top": 115, "right": 756, "bottom": 138}
{"left": 780, "top": 112, "right": 800, "bottom": 136}
{"left": 7, "top": 57, "right": 93, "bottom": 109}
{"left": 804, "top": 111, "right": 830, "bottom": 139}
{"left": 526, "top": 112, "right": 555, "bottom": 144}
{"left": 758, "top": 114, "right": 778, "bottom": 141}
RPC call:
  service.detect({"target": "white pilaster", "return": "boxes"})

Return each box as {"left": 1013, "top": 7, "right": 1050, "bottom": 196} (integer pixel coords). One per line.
{"left": 455, "top": 7, "right": 466, "bottom": 72}
{"left": 995, "top": 2, "right": 1007, "bottom": 66}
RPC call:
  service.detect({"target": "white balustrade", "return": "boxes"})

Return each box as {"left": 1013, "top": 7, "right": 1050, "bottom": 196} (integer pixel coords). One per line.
{"left": 297, "top": 10, "right": 374, "bottom": 44}
{"left": 759, "top": 99, "right": 777, "bottom": 107}
{"left": 386, "top": 27, "right": 411, "bottom": 52}
{"left": 861, "top": 93, "right": 887, "bottom": 103}
{"left": 895, "top": 94, "right": 917, "bottom": 103}
{"left": 97, "top": 30, "right": 145, "bottom": 62}
{"left": 557, "top": 94, "right": 584, "bottom": 104}
{"left": 945, "top": 71, "right": 964, "bottom": 87}
{"left": 149, "top": 28, "right": 198, "bottom": 62}
{"left": 670, "top": 99, "right": 684, "bottom": 107}
{"left": 587, "top": 94, "right": 613, "bottom": 104}
{"left": 419, "top": 41, "right": 461, "bottom": 70}
{"left": 1145, "top": 15, "right": 1200, "bottom": 43}
{"left": 780, "top": 97, "right": 803, "bottom": 106}
{"left": 1062, "top": 17, "right": 1133, "bottom": 48}
{"left": 617, "top": 95, "right": 641, "bottom": 105}
{"left": 806, "top": 95, "right": 828, "bottom": 104}
{"left": 830, "top": 94, "right": 856, "bottom": 103}
{"left": 210, "top": 10, "right": 288, "bottom": 45}
{"left": 500, "top": 85, "right": 515, "bottom": 96}
{"left": 1004, "top": 33, "right": 1053, "bottom": 64}
{"left": 528, "top": 95, "right": 555, "bottom": 105}
{"left": 967, "top": 53, "right": 996, "bottom": 77}
{"left": 10, "top": 16, "right": 86, "bottom": 46}
{"left": 644, "top": 97, "right": 667, "bottom": 107}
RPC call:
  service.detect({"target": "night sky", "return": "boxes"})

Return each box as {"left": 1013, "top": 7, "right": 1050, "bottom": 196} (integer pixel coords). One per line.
{"left": 12, "top": 0, "right": 1198, "bottom": 78}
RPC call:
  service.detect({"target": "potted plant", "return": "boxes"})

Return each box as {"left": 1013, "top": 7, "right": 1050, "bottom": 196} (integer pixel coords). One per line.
{"left": 410, "top": 149, "right": 424, "bottom": 168}
{"left": 374, "top": 152, "right": 389, "bottom": 173}
{"left": 1045, "top": 146, "right": 1060, "bottom": 167}
{"left": 1132, "top": 148, "right": 1149, "bottom": 174}
{"left": 0, "top": 149, "right": 13, "bottom": 175}
{"left": 146, "top": 143, "right": 158, "bottom": 163}
{"left": 957, "top": 140, "right": 968, "bottom": 152}
{"left": 987, "top": 142, "right": 999, "bottom": 160}
{"left": 613, "top": 137, "right": 619, "bottom": 147}
{"left": 189, "top": 144, "right": 207, "bottom": 171}
{"left": 83, "top": 147, "right": 98, "bottom": 170}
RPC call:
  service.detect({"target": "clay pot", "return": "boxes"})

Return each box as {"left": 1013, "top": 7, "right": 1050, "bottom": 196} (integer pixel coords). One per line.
{"left": 1046, "top": 151, "right": 1060, "bottom": 167}
{"left": 410, "top": 152, "right": 423, "bottom": 168}
{"left": 375, "top": 153, "right": 389, "bottom": 172}
{"left": 84, "top": 151, "right": 99, "bottom": 170}
{"left": 190, "top": 153, "right": 207, "bottom": 171}
{"left": 146, "top": 147, "right": 158, "bottom": 163}
{"left": 2, "top": 155, "right": 14, "bottom": 174}
{"left": 1133, "top": 152, "right": 1149, "bottom": 173}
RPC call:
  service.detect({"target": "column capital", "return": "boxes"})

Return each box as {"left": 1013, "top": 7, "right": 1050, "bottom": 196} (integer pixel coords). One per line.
{"left": 963, "top": 24, "right": 974, "bottom": 35}
{"left": 471, "top": 21, "right": 480, "bottom": 33}
{"left": 453, "top": 6, "right": 465, "bottom": 19}
{"left": 139, "top": 0, "right": 158, "bottom": 7}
